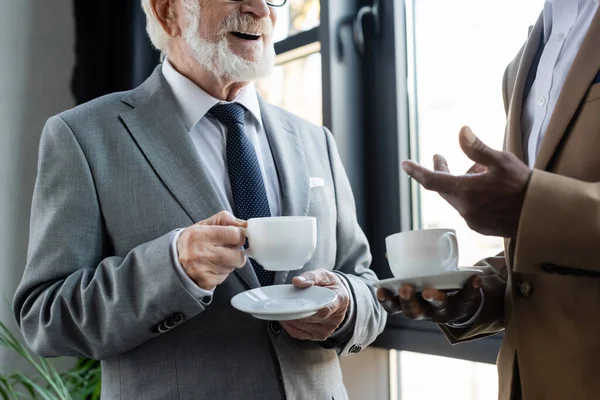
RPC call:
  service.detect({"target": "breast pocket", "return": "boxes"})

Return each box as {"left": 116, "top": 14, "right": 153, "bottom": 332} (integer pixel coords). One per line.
{"left": 310, "top": 185, "right": 332, "bottom": 203}
{"left": 307, "top": 184, "right": 336, "bottom": 269}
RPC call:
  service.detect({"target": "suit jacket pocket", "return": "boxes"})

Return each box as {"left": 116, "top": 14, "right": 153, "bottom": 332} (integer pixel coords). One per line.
{"left": 309, "top": 186, "right": 332, "bottom": 203}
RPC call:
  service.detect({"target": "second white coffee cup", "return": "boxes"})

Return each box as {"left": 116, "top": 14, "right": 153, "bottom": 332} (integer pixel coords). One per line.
{"left": 243, "top": 216, "right": 317, "bottom": 271}
{"left": 385, "top": 229, "right": 459, "bottom": 278}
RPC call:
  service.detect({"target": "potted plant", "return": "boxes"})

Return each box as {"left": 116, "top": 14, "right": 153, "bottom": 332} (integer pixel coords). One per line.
{"left": 0, "top": 321, "right": 100, "bottom": 400}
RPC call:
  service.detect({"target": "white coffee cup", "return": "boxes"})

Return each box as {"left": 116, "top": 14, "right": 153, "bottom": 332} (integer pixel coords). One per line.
{"left": 243, "top": 216, "right": 317, "bottom": 271}
{"left": 385, "top": 229, "right": 459, "bottom": 278}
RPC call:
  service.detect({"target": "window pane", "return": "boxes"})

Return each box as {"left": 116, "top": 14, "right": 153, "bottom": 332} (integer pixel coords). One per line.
{"left": 399, "top": 351, "right": 497, "bottom": 399}
{"left": 273, "top": 0, "right": 320, "bottom": 42}
{"left": 412, "top": 0, "right": 544, "bottom": 265}
{"left": 257, "top": 51, "right": 322, "bottom": 126}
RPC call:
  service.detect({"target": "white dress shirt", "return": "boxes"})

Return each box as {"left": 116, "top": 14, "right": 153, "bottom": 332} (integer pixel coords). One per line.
{"left": 521, "top": 0, "right": 599, "bottom": 167}
{"left": 162, "top": 59, "right": 282, "bottom": 298}
{"left": 452, "top": 0, "right": 599, "bottom": 327}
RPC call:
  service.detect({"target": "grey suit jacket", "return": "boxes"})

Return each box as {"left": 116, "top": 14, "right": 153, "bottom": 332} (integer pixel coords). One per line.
{"left": 13, "top": 66, "right": 386, "bottom": 400}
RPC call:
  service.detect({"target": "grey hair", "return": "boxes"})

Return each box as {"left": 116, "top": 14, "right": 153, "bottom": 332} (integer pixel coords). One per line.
{"left": 141, "top": 0, "right": 172, "bottom": 52}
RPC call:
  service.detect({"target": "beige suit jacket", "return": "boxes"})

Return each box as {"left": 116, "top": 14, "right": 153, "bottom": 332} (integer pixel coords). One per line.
{"left": 442, "top": 11, "right": 600, "bottom": 400}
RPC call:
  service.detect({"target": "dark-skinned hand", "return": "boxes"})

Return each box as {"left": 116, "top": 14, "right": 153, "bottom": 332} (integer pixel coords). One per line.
{"left": 401, "top": 126, "right": 532, "bottom": 238}
{"left": 376, "top": 276, "right": 482, "bottom": 323}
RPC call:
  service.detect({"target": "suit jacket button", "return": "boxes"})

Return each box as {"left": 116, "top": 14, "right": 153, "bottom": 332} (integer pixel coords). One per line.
{"left": 164, "top": 318, "right": 176, "bottom": 329}
{"left": 157, "top": 323, "right": 170, "bottom": 333}
{"left": 517, "top": 280, "right": 533, "bottom": 298}
{"left": 171, "top": 313, "right": 185, "bottom": 324}
{"left": 270, "top": 321, "right": 282, "bottom": 335}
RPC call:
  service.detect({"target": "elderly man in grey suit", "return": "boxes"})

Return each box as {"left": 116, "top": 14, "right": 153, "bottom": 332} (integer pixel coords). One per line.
{"left": 13, "top": 0, "right": 386, "bottom": 399}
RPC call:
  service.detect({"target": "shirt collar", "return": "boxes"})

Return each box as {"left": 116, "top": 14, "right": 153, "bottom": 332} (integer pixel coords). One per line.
{"left": 161, "top": 58, "right": 263, "bottom": 131}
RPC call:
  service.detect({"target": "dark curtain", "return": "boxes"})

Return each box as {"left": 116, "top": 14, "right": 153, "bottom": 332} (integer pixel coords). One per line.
{"left": 71, "top": 0, "right": 160, "bottom": 105}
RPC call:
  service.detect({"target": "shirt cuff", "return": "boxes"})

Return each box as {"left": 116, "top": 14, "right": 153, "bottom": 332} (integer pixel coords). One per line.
{"left": 328, "top": 273, "right": 355, "bottom": 339}
{"left": 171, "top": 229, "right": 213, "bottom": 305}
{"left": 446, "top": 288, "right": 484, "bottom": 328}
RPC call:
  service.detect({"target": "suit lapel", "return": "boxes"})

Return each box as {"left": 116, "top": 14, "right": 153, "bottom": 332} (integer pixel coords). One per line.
{"left": 260, "top": 97, "right": 310, "bottom": 217}
{"left": 259, "top": 97, "right": 310, "bottom": 285}
{"left": 121, "top": 69, "right": 262, "bottom": 290}
{"left": 120, "top": 69, "right": 226, "bottom": 224}
{"left": 534, "top": 10, "right": 600, "bottom": 170}
{"left": 505, "top": 14, "right": 545, "bottom": 160}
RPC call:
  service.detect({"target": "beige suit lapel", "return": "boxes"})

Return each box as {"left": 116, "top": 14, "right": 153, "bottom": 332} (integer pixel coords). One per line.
{"left": 534, "top": 10, "right": 600, "bottom": 170}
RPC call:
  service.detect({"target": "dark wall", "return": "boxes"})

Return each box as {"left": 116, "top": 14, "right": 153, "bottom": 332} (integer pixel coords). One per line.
{"left": 71, "top": 0, "right": 160, "bottom": 105}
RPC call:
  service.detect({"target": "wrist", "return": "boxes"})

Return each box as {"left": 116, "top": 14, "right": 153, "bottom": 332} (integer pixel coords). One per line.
{"left": 448, "top": 288, "right": 484, "bottom": 326}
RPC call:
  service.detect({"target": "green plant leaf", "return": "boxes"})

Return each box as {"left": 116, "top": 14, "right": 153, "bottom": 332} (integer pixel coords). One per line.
{"left": 11, "top": 372, "right": 56, "bottom": 400}
{"left": 9, "top": 372, "right": 38, "bottom": 399}
{"left": 0, "top": 375, "right": 19, "bottom": 400}
{"left": 1, "top": 317, "right": 101, "bottom": 400}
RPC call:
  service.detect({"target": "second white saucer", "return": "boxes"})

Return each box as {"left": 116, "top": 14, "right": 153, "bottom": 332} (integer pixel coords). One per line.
{"left": 373, "top": 268, "right": 482, "bottom": 292}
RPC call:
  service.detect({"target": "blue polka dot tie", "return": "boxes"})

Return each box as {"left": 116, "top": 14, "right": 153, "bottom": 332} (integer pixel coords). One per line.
{"left": 208, "top": 103, "right": 275, "bottom": 286}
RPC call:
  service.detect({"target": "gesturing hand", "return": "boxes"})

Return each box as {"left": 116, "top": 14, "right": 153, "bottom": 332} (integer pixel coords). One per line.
{"left": 402, "top": 126, "right": 532, "bottom": 238}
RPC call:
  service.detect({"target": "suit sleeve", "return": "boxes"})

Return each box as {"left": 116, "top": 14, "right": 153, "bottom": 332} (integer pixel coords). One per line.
{"left": 319, "top": 127, "right": 387, "bottom": 356}
{"left": 13, "top": 116, "right": 206, "bottom": 360}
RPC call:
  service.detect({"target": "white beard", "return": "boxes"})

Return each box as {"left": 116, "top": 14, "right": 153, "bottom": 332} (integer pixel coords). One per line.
{"left": 182, "top": 3, "right": 275, "bottom": 82}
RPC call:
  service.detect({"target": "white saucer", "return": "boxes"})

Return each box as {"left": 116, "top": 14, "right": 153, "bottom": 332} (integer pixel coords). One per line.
{"left": 231, "top": 284, "right": 338, "bottom": 321}
{"left": 373, "top": 268, "right": 482, "bottom": 292}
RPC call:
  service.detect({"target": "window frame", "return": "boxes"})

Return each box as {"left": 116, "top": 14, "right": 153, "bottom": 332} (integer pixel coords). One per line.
{"left": 273, "top": 0, "right": 502, "bottom": 366}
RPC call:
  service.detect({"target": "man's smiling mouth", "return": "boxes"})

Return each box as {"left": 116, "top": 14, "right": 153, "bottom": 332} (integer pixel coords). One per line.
{"left": 231, "top": 32, "right": 262, "bottom": 40}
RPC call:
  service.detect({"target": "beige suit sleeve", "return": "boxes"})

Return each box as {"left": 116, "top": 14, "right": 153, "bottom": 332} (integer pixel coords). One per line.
{"left": 514, "top": 170, "right": 600, "bottom": 275}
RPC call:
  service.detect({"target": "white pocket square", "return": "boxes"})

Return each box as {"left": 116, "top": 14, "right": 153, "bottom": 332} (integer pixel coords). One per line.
{"left": 309, "top": 177, "right": 325, "bottom": 188}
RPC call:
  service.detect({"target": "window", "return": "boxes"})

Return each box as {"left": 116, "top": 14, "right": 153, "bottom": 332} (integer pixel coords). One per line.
{"left": 257, "top": 48, "right": 322, "bottom": 125}
{"left": 398, "top": 352, "right": 498, "bottom": 400}
{"left": 368, "top": 0, "right": 545, "bottom": 397}
{"left": 258, "top": 1, "right": 322, "bottom": 125}
{"left": 273, "top": 0, "right": 320, "bottom": 41}
{"left": 258, "top": 0, "right": 549, "bottom": 397}
{"left": 411, "top": 0, "right": 544, "bottom": 265}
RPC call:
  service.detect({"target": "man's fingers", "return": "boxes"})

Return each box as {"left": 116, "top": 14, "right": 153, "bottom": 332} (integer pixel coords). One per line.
{"left": 294, "top": 269, "right": 335, "bottom": 287}
{"left": 398, "top": 285, "right": 426, "bottom": 320}
{"left": 292, "top": 275, "right": 314, "bottom": 288}
{"left": 458, "top": 126, "right": 503, "bottom": 167}
{"left": 209, "top": 246, "right": 247, "bottom": 269}
{"left": 433, "top": 154, "right": 451, "bottom": 174}
{"left": 312, "top": 301, "right": 338, "bottom": 320}
{"left": 377, "top": 288, "right": 402, "bottom": 314}
{"left": 462, "top": 275, "right": 482, "bottom": 301}
{"left": 205, "top": 226, "right": 246, "bottom": 247}
{"left": 402, "top": 161, "right": 458, "bottom": 194}
{"left": 199, "top": 211, "right": 247, "bottom": 227}
{"left": 466, "top": 162, "right": 488, "bottom": 175}
{"left": 282, "top": 320, "right": 330, "bottom": 341}
{"left": 421, "top": 288, "right": 449, "bottom": 310}
{"left": 280, "top": 321, "right": 314, "bottom": 341}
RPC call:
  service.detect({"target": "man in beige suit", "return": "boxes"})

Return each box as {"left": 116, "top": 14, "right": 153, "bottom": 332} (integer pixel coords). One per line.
{"left": 378, "top": 1, "right": 600, "bottom": 399}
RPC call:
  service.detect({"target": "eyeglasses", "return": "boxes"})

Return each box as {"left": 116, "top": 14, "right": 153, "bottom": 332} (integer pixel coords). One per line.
{"left": 228, "top": 0, "right": 287, "bottom": 8}
{"left": 266, "top": 0, "right": 287, "bottom": 6}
